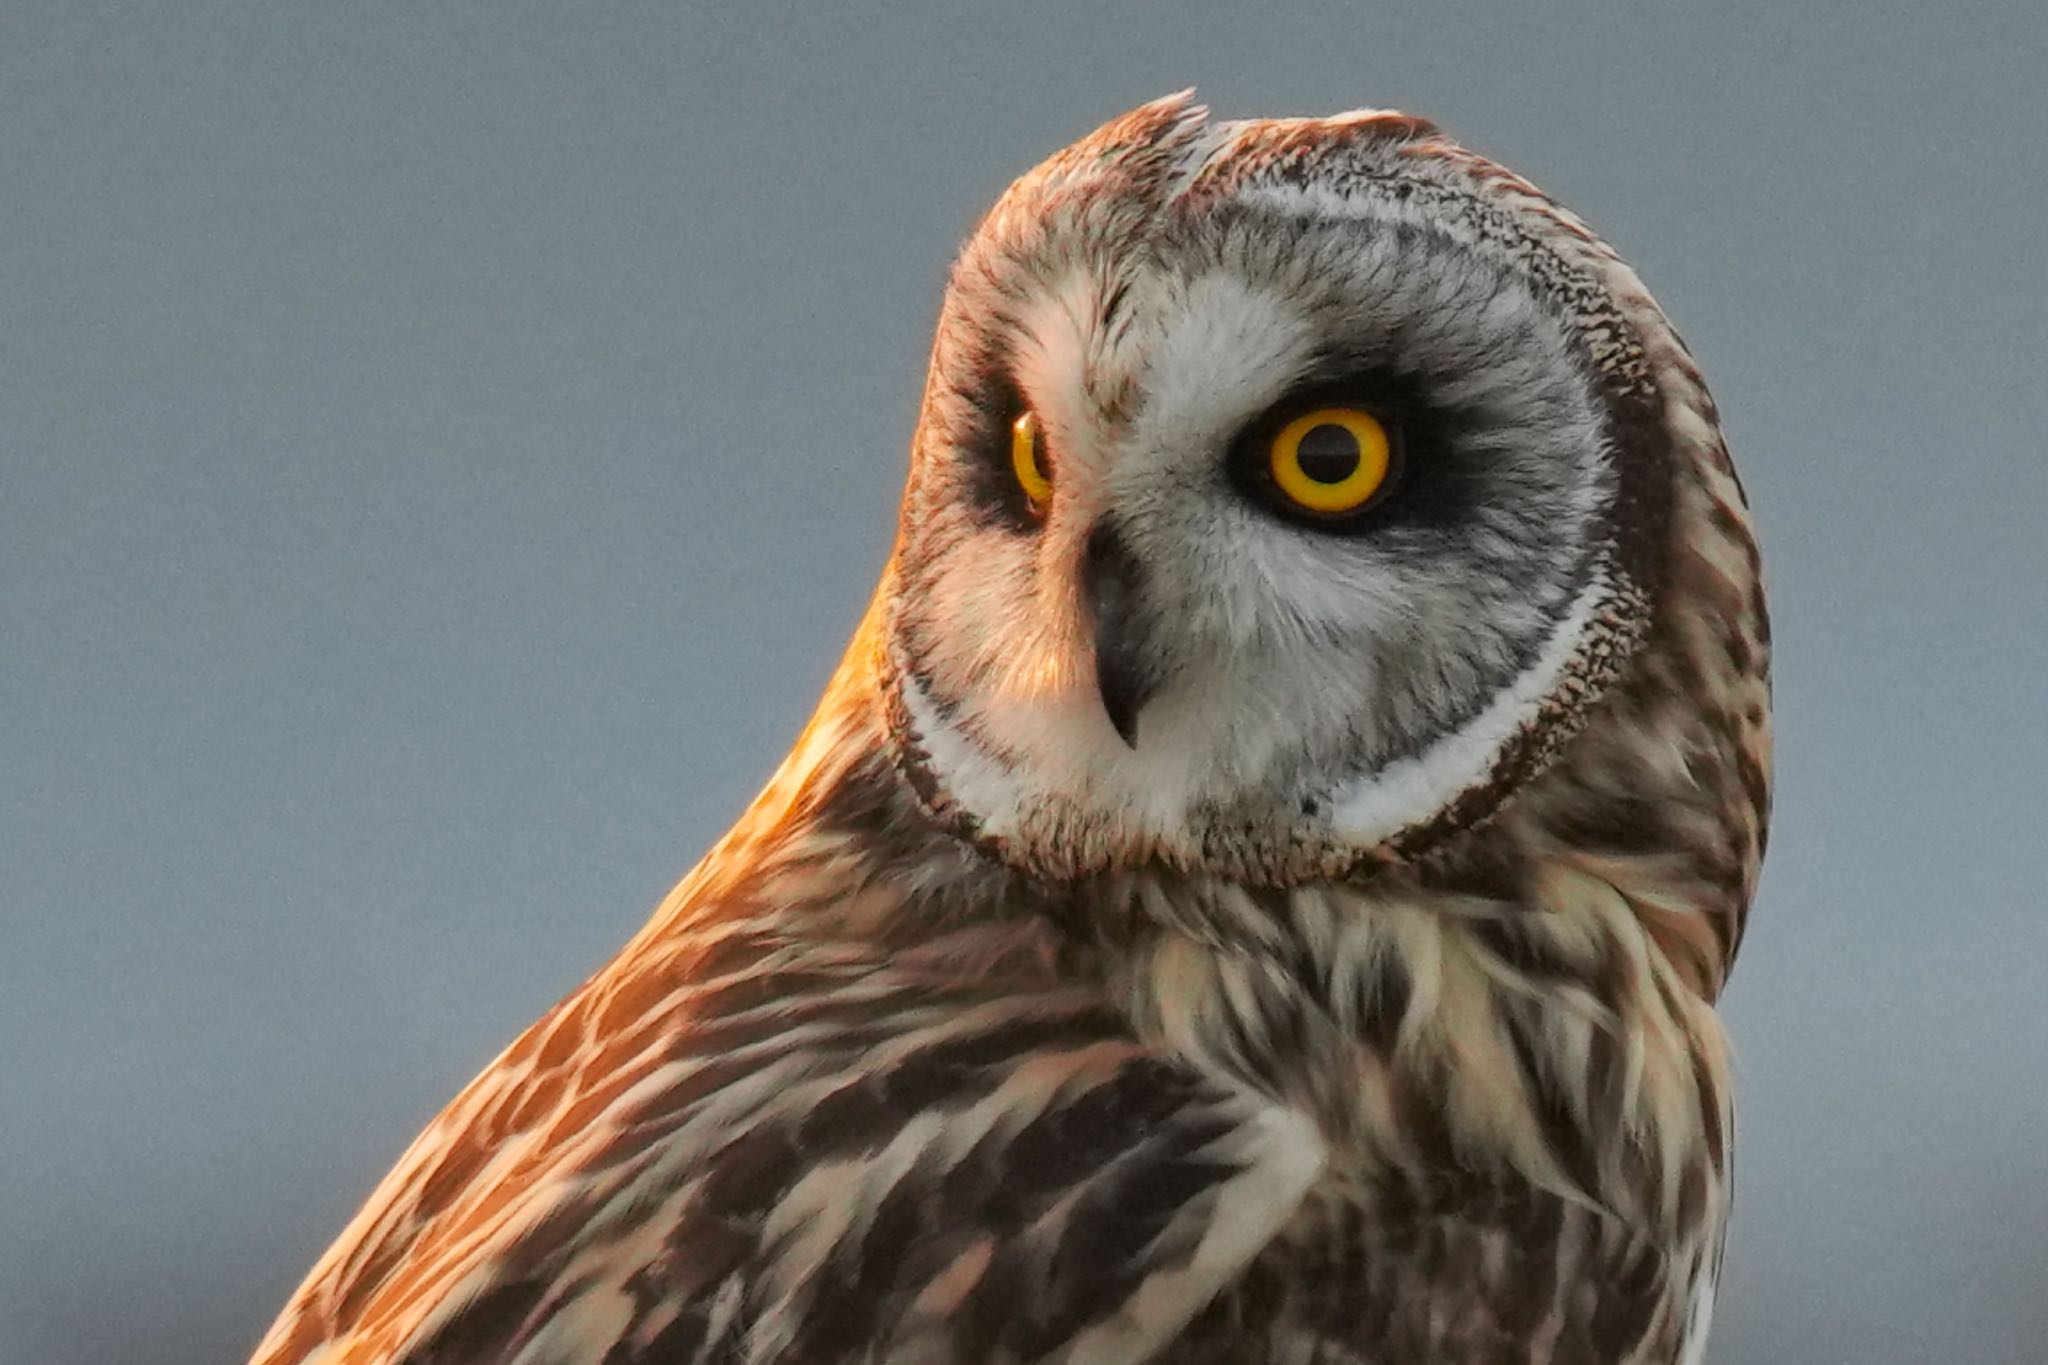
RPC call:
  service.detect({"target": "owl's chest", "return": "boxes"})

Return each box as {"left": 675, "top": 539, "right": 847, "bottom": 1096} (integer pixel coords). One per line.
{"left": 1161, "top": 1181, "right": 1714, "bottom": 1365}
{"left": 1117, "top": 896, "right": 1732, "bottom": 1253}
{"left": 1119, "top": 915, "right": 1729, "bottom": 1364}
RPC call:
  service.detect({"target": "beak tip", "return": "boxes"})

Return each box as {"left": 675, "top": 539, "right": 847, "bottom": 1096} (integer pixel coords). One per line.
{"left": 1082, "top": 518, "right": 1159, "bottom": 752}
{"left": 1105, "top": 704, "right": 1142, "bottom": 749}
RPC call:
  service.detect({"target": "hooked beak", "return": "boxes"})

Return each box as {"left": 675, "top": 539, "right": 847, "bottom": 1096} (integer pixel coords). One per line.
{"left": 1081, "top": 520, "right": 1165, "bottom": 748}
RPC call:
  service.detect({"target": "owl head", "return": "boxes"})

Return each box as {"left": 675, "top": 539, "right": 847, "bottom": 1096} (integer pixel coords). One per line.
{"left": 879, "top": 94, "right": 1748, "bottom": 885}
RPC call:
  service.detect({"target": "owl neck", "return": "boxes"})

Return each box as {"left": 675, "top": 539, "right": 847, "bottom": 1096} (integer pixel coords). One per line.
{"left": 651, "top": 592, "right": 1754, "bottom": 1251}
{"left": 1093, "top": 855, "right": 1732, "bottom": 1248}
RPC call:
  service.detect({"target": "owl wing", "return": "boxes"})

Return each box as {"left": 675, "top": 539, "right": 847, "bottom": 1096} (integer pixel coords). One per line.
{"left": 249, "top": 915, "right": 1327, "bottom": 1365}
{"left": 251, "top": 907, "right": 1700, "bottom": 1365}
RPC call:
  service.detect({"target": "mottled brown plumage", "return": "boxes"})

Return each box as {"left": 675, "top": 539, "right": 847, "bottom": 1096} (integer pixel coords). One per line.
{"left": 251, "top": 94, "right": 1769, "bottom": 1365}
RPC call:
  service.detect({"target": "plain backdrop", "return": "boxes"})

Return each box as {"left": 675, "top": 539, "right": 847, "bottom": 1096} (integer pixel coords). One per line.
{"left": 5, "top": 4, "right": 2045, "bottom": 1362}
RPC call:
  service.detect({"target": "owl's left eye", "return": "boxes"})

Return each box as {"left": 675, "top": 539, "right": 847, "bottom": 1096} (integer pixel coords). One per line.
{"left": 1265, "top": 406, "right": 1396, "bottom": 517}
{"left": 1011, "top": 410, "right": 1052, "bottom": 513}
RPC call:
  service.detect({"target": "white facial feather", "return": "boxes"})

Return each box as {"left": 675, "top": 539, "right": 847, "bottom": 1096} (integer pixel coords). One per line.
{"left": 1320, "top": 570, "right": 1608, "bottom": 844}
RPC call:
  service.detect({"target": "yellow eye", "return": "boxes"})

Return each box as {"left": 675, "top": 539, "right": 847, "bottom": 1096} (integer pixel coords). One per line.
{"left": 1267, "top": 407, "right": 1393, "bottom": 515}
{"left": 1011, "top": 410, "right": 1052, "bottom": 511}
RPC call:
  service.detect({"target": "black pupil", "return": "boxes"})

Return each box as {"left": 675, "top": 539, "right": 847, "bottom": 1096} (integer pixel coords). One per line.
{"left": 1296, "top": 423, "right": 1361, "bottom": 484}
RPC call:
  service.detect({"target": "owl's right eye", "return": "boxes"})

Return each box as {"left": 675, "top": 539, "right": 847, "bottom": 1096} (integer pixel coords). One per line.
{"left": 1010, "top": 410, "right": 1052, "bottom": 513}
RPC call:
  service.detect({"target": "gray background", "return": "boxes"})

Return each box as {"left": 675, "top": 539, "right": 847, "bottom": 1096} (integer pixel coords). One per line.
{"left": 4, "top": 3, "right": 2043, "bottom": 1362}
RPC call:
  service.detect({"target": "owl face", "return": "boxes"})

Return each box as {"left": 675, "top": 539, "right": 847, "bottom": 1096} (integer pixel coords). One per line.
{"left": 883, "top": 96, "right": 1677, "bottom": 882}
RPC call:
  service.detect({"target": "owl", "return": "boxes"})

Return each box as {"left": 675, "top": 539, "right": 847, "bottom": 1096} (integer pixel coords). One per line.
{"left": 249, "top": 94, "right": 1770, "bottom": 1365}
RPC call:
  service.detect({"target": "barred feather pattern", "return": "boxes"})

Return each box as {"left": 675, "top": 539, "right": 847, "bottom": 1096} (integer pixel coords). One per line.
{"left": 250, "top": 98, "right": 1769, "bottom": 1365}
{"left": 253, "top": 548, "right": 1764, "bottom": 1365}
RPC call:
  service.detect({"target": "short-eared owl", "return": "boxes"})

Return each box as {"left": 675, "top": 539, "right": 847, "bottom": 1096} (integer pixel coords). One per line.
{"left": 251, "top": 94, "right": 1770, "bottom": 1365}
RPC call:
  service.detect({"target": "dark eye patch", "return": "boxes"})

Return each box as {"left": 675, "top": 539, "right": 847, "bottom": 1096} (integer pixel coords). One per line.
{"left": 950, "top": 362, "right": 1045, "bottom": 532}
